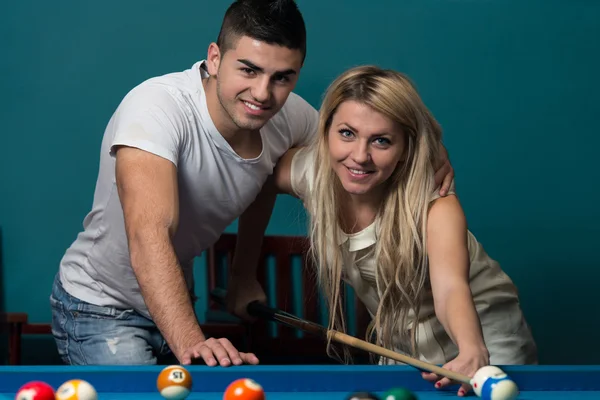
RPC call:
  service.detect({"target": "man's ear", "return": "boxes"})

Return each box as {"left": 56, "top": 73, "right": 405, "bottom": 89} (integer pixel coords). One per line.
{"left": 206, "top": 43, "right": 221, "bottom": 76}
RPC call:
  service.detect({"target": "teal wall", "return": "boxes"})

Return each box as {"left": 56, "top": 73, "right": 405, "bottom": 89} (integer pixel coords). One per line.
{"left": 1, "top": 1, "right": 598, "bottom": 364}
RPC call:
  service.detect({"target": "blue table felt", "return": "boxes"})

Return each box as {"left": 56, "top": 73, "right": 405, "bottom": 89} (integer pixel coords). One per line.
{"left": 1, "top": 364, "right": 600, "bottom": 399}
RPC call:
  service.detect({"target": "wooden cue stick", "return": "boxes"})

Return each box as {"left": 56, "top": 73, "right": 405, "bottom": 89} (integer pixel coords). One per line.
{"left": 209, "top": 289, "right": 471, "bottom": 384}
{"left": 272, "top": 313, "right": 471, "bottom": 385}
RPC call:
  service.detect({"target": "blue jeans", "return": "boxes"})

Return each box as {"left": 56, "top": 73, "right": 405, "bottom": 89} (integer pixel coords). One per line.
{"left": 50, "top": 274, "right": 176, "bottom": 365}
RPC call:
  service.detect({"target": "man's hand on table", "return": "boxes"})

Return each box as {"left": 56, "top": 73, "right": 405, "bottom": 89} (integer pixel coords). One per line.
{"left": 178, "top": 334, "right": 259, "bottom": 366}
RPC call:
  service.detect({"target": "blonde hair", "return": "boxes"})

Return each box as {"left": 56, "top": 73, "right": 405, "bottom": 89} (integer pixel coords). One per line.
{"left": 306, "top": 65, "right": 443, "bottom": 362}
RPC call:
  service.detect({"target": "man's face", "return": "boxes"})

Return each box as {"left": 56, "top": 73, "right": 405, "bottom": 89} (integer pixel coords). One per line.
{"left": 206, "top": 36, "right": 303, "bottom": 133}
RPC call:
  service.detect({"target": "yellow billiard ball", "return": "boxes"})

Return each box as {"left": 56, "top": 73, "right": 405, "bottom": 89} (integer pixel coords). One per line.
{"left": 55, "top": 379, "right": 98, "bottom": 400}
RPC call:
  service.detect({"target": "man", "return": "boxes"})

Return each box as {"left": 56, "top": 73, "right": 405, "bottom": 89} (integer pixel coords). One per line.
{"left": 51, "top": 0, "right": 454, "bottom": 366}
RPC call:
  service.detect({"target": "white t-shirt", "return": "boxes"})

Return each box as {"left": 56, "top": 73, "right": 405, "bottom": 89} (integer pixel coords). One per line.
{"left": 290, "top": 146, "right": 537, "bottom": 365}
{"left": 59, "top": 61, "right": 318, "bottom": 318}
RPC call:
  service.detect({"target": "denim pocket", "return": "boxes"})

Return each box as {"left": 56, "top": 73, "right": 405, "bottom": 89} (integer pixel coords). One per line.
{"left": 73, "top": 302, "right": 135, "bottom": 321}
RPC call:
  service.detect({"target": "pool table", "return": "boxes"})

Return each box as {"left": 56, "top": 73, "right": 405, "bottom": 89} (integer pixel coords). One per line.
{"left": 1, "top": 365, "right": 599, "bottom": 399}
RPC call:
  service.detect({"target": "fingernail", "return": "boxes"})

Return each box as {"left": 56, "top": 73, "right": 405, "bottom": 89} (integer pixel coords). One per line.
{"left": 435, "top": 383, "right": 441, "bottom": 388}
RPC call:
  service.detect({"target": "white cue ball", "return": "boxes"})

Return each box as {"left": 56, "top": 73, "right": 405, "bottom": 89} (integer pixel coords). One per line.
{"left": 471, "top": 365, "right": 519, "bottom": 400}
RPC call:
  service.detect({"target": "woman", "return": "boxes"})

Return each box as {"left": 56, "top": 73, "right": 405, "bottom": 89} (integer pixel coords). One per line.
{"left": 273, "top": 66, "right": 537, "bottom": 396}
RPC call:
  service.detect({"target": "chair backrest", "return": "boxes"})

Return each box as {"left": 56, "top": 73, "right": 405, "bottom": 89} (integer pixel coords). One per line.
{"left": 206, "top": 233, "right": 371, "bottom": 363}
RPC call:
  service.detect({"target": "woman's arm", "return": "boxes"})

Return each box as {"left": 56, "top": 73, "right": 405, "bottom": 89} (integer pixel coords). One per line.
{"left": 425, "top": 195, "right": 489, "bottom": 394}
{"left": 427, "top": 195, "right": 486, "bottom": 353}
{"left": 273, "top": 147, "right": 303, "bottom": 196}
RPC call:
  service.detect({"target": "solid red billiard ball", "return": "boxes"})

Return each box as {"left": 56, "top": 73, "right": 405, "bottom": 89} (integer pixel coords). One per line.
{"left": 223, "top": 378, "right": 265, "bottom": 400}
{"left": 15, "top": 381, "right": 55, "bottom": 400}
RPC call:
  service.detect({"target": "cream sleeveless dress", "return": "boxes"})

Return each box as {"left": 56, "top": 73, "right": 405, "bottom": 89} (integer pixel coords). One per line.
{"left": 290, "top": 147, "right": 538, "bottom": 365}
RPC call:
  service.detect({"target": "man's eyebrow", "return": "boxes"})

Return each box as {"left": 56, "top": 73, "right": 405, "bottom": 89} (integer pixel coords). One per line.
{"left": 238, "top": 59, "right": 297, "bottom": 76}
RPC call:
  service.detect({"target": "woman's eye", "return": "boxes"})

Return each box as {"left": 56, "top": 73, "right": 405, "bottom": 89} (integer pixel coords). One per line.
{"left": 374, "top": 137, "right": 391, "bottom": 145}
{"left": 339, "top": 129, "right": 353, "bottom": 138}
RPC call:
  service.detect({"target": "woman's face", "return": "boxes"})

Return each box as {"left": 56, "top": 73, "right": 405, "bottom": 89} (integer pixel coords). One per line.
{"left": 327, "top": 100, "right": 407, "bottom": 202}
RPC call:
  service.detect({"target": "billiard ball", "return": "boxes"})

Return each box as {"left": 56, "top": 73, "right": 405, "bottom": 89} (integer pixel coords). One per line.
{"left": 55, "top": 379, "right": 98, "bottom": 400}
{"left": 157, "top": 365, "right": 193, "bottom": 399}
{"left": 382, "top": 387, "right": 417, "bottom": 400}
{"left": 346, "top": 391, "right": 381, "bottom": 399}
{"left": 15, "top": 381, "right": 55, "bottom": 400}
{"left": 223, "top": 378, "right": 265, "bottom": 400}
{"left": 471, "top": 366, "right": 519, "bottom": 400}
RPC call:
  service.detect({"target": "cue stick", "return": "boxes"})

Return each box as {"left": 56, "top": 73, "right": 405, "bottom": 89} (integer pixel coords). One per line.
{"left": 209, "top": 288, "right": 471, "bottom": 385}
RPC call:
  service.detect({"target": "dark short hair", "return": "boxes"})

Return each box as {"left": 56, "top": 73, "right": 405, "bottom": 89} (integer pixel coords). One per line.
{"left": 216, "top": 0, "right": 307, "bottom": 62}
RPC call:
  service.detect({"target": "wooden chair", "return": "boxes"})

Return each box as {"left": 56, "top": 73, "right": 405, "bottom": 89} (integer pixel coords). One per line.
{"left": 0, "top": 313, "right": 52, "bottom": 365}
{"left": 205, "top": 233, "right": 372, "bottom": 364}
{"left": 1, "top": 234, "right": 372, "bottom": 365}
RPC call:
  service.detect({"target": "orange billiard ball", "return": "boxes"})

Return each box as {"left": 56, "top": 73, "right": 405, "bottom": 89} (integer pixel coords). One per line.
{"left": 223, "top": 378, "right": 265, "bottom": 400}
{"left": 156, "top": 365, "right": 193, "bottom": 399}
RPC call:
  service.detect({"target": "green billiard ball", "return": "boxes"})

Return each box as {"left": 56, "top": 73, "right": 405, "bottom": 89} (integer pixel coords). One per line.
{"left": 346, "top": 392, "right": 380, "bottom": 400}
{"left": 382, "top": 387, "right": 417, "bottom": 400}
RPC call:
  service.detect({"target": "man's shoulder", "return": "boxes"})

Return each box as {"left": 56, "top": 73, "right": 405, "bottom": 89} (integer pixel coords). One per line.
{"left": 257, "top": 92, "right": 318, "bottom": 149}
{"left": 142, "top": 67, "right": 198, "bottom": 92}
{"left": 281, "top": 91, "right": 317, "bottom": 114}
{"left": 121, "top": 62, "right": 202, "bottom": 108}
{"left": 266, "top": 92, "right": 317, "bottom": 130}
